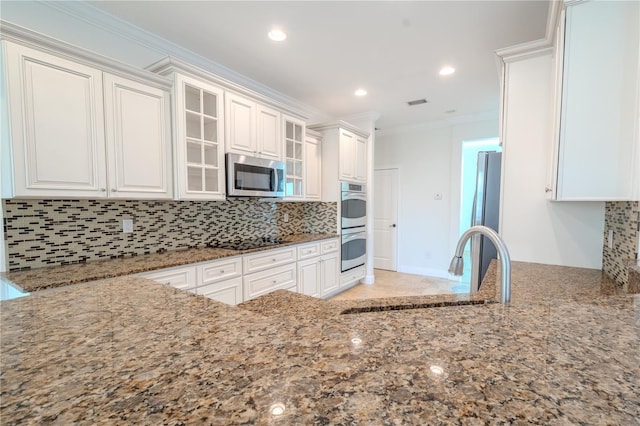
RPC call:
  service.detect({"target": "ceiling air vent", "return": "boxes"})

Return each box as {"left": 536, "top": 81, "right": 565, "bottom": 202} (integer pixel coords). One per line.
{"left": 407, "top": 98, "right": 428, "bottom": 106}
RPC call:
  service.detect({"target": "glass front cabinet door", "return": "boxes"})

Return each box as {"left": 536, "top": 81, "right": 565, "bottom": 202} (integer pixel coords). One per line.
{"left": 283, "top": 115, "right": 305, "bottom": 199}
{"left": 176, "top": 74, "right": 225, "bottom": 199}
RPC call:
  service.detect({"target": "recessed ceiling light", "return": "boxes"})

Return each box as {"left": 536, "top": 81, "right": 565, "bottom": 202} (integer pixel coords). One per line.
{"left": 445, "top": 109, "right": 457, "bottom": 114}
{"left": 268, "top": 28, "right": 287, "bottom": 42}
{"left": 355, "top": 89, "right": 367, "bottom": 97}
{"left": 439, "top": 66, "right": 456, "bottom": 76}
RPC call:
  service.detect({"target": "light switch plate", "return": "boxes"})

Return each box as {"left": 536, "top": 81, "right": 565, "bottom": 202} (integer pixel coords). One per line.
{"left": 123, "top": 219, "right": 133, "bottom": 233}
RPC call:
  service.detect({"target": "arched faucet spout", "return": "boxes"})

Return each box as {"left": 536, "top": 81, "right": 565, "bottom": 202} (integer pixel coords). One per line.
{"left": 449, "top": 226, "right": 511, "bottom": 304}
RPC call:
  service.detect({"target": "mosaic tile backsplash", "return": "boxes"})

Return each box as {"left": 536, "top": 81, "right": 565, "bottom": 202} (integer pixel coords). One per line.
{"left": 3, "top": 199, "right": 337, "bottom": 271}
{"left": 602, "top": 201, "right": 639, "bottom": 289}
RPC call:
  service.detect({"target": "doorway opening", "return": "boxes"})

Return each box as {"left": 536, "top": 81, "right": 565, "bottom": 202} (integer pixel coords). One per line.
{"left": 459, "top": 137, "right": 501, "bottom": 284}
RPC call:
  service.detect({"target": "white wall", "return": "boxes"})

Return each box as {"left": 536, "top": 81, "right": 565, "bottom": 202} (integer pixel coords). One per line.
{"left": 500, "top": 52, "right": 604, "bottom": 269}
{"left": 375, "top": 118, "right": 499, "bottom": 278}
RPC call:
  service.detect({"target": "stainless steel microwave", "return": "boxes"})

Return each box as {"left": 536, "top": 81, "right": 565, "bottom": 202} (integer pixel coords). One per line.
{"left": 226, "top": 153, "right": 285, "bottom": 197}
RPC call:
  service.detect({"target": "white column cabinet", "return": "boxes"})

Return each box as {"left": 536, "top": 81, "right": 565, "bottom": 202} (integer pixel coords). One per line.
{"left": 2, "top": 41, "right": 173, "bottom": 199}
{"left": 103, "top": 74, "right": 172, "bottom": 199}
{"left": 2, "top": 41, "right": 107, "bottom": 198}
{"left": 308, "top": 122, "right": 370, "bottom": 201}
{"left": 304, "top": 129, "right": 322, "bottom": 201}
{"left": 319, "top": 253, "right": 340, "bottom": 296}
{"left": 549, "top": 0, "right": 639, "bottom": 201}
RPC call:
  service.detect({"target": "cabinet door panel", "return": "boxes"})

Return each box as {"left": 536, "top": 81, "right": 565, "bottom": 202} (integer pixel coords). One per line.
{"left": 556, "top": 1, "right": 639, "bottom": 200}
{"left": 339, "top": 130, "right": 355, "bottom": 180}
{"left": 321, "top": 253, "right": 340, "bottom": 295}
{"left": 104, "top": 74, "right": 171, "bottom": 198}
{"left": 305, "top": 134, "right": 322, "bottom": 200}
{"left": 298, "top": 257, "right": 320, "bottom": 297}
{"left": 225, "top": 93, "right": 256, "bottom": 154}
{"left": 257, "top": 105, "right": 281, "bottom": 159}
{"left": 175, "top": 74, "right": 225, "bottom": 199}
{"left": 5, "top": 42, "right": 106, "bottom": 197}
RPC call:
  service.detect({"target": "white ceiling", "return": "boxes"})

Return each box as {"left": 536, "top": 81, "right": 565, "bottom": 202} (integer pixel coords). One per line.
{"left": 90, "top": 1, "right": 549, "bottom": 130}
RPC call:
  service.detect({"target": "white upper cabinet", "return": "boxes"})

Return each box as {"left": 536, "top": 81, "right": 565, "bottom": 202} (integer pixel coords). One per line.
{"left": 308, "top": 122, "right": 369, "bottom": 202}
{"left": 226, "top": 92, "right": 282, "bottom": 160}
{"left": 103, "top": 74, "right": 172, "bottom": 199}
{"left": 304, "top": 129, "right": 322, "bottom": 201}
{"left": 283, "top": 115, "right": 305, "bottom": 199}
{"left": 550, "top": 0, "right": 639, "bottom": 201}
{"left": 174, "top": 74, "right": 225, "bottom": 199}
{"left": 2, "top": 41, "right": 173, "bottom": 199}
{"left": 3, "top": 41, "right": 107, "bottom": 198}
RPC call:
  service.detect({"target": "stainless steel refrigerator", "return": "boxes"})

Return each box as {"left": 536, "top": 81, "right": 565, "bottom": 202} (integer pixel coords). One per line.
{"left": 470, "top": 151, "right": 502, "bottom": 292}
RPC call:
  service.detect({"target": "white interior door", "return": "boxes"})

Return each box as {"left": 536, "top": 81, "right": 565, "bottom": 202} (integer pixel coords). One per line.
{"left": 374, "top": 168, "right": 398, "bottom": 270}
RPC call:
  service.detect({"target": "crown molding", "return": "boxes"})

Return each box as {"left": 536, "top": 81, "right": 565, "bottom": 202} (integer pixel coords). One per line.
{"left": 30, "top": 1, "right": 326, "bottom": 121}
{"left": 307, "top": 121, "right": 371, "bottom": 139}
{"left": 339, "top": 111, "right": 382, "bottom": 125}
{"left": 0, "top": 20, "right": 172, "bottom": 89}
{"left": 495, "top": 0, "right": 562, "bottom": 63}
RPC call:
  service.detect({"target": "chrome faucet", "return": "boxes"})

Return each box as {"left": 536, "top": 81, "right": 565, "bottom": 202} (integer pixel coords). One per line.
{"left": 448, "top": 225, "right": 511, "bottom": 304}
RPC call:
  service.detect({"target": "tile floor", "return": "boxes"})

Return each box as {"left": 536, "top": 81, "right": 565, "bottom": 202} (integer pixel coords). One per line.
{"left": 330, "top": 269, "right": 471, "bottom": 301}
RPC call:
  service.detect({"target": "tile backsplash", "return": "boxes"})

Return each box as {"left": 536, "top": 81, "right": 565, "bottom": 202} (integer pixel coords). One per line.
{"left": 602, "top": 201, "right": 639, "bottom": 289}
{"left": 3, "top": 199, "right": 337, "bottom": 271}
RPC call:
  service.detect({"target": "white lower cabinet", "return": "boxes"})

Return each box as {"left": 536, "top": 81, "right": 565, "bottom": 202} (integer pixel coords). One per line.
{"left": 139, "top": 239, "right": 339, "bottom": 303}
{"left": 243, "top": 263, "right": 297, "bottom": 301}
{"left": 297, "top": 239, "right": 340, "bottom": 298}
{"left": 140, "top": 265, "right": 198, "bottom": 293}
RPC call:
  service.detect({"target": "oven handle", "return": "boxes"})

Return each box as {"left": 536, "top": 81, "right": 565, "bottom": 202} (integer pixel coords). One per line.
{"left": 342, "top": 232, "right": 365, "bottom": 243}
{"left": 342, "top": 192, "right": 366, "bottom": 200}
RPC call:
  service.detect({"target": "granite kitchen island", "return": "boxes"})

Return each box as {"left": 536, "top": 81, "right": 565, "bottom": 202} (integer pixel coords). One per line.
{"left": 1, "top": 262, "right": 638, "bottom": 424}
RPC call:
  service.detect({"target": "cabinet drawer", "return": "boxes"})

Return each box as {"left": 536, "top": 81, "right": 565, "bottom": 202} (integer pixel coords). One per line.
{"left": 243, "top": 247, "right": 296, "bottom": 274}
{"left": 140, "top": 266, "right": 197, "bottom": 292}
{"left": 199, "top": 257, "right": 242, "bottom": 284}
{"left": 198, "top": 277, "right": 243, "bottom": 306}
{"left": 297, "top": 243, "right": 320, "bottom": 260}
{"left": 340, "top": 266, "right": 365, "bottom": 287}
{"left": 321, "top": 239, "right": 339, "bottom": 254}
{"left": 243, "top": 263, "right": 297, "bottom": 300}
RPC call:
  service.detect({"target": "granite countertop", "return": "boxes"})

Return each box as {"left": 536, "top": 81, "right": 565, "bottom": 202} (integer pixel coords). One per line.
{"left": 2, "top": 233, "right": 338, "bottom": 293}
{"left": 1, "top": 261, "right": 638, "bottom": 424}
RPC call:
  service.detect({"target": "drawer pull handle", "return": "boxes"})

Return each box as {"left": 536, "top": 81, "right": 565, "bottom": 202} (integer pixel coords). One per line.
{"left": 273, "top": 280, "right": 277, "bottom": 284}
{"left": 220, "top": 270, "right": 224, "bottom": 273}
{"left": 272, "top": 258, "right": 276, "bottom": 262}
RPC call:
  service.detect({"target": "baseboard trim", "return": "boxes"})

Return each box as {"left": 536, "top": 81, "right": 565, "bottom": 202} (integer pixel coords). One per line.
{"left": 397, "top": 266, "right": 455, "bottom": 280}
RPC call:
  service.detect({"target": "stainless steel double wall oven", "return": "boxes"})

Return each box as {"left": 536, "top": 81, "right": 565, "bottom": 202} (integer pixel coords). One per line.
{"left": 340, "top": 181, "right": 366, "bottom": 272}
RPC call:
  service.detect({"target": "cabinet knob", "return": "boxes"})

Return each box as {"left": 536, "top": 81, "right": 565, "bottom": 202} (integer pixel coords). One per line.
{"left": 272, "top": 259, "right": 276, "bottom": 262}
{"left": 111, "top": 188, "right": 117, "bottom": 192}
{"left": 545, "top": 186, "right": 552, "bottom": 193}
{"left": 272, "top": 280, "right": 277, "bottom": 284}
{"left": 220, "top": 270, "right": 224, "bottom": 274}
{"left": 390, "top": 224, "right": 397, "bottom": 228}
{"left": 100, "top": 188, "right": 106, "bottom": 192}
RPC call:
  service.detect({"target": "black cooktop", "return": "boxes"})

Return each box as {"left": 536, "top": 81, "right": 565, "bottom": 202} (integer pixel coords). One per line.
{"left": 207, "top": 237, "right": 287, "bottom": 251}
